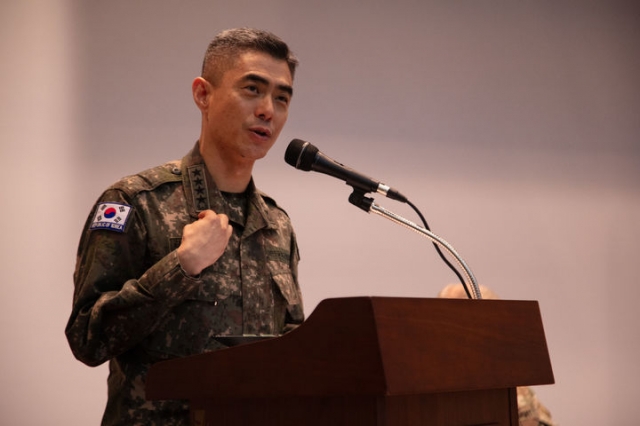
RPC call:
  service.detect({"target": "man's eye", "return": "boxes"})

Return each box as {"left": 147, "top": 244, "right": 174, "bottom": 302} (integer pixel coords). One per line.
{"left": 276, "top": 95, "right": 290, "bottom": 105}
{"left": 245, "top": 85, "right": 259, "bottom": 93}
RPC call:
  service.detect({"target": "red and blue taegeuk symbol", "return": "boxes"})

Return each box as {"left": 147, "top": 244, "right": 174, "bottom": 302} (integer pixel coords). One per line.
{"left": 104, "top": 207, "right": 117, "bottom": 219}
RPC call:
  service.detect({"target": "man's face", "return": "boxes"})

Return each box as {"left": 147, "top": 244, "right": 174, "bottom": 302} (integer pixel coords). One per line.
{"left": 201, "top": 51, "right": 293, "bottom": 164}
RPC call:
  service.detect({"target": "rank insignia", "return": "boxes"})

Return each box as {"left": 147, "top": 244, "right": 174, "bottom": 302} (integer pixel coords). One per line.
{"left": 189, "top": 164, "right": 210, "bottom": 212}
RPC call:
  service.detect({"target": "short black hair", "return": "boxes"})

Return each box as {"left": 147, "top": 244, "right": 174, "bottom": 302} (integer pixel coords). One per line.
{"left": 201, "top": 28, "right": 298, "bottom": 84}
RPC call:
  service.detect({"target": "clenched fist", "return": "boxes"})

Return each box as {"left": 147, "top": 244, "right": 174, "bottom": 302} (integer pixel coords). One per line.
{"left": 177, "top": 210, "right": 233, "bottom": 276}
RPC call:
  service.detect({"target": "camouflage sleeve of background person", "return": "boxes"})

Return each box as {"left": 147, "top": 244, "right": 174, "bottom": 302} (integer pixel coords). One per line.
{"left": 65, "top": 179, "right": 202, "bottom": 367}
{"left": 517, "top": 386, "right": 557, "bottom": 426}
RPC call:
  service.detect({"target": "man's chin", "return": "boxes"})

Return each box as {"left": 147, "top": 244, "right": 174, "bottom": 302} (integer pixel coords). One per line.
{"left": 245, "top": 142, "right": 276, "bottom": 160}
{"left": 240, "top": 149, "right": 270, "bottom": 163}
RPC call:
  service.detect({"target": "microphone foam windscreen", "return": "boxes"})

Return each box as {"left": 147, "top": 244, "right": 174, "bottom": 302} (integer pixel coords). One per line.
{"left": 284, "top": 139, "right": 318, "bottom": 171}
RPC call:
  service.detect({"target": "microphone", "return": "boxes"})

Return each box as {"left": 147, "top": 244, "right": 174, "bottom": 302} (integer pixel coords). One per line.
{"left": 284, "top": 139, "right": 407, "bottom": 202}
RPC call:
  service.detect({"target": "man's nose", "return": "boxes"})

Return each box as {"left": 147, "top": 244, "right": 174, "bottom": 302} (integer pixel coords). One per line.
{"left": 255, "top": 96, "right": 274, "bottom": 121}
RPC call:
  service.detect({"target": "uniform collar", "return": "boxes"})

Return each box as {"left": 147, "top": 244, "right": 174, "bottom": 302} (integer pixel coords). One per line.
{"left": 181, "top": 141, "right": 276, "bottom": 235}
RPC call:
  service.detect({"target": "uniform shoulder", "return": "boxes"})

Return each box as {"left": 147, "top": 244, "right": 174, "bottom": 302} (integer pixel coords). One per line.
{"left": 256, "top": 189, "right": 289, "bottom": 220}
{"left": 257, "top": 189, "right": 289, "bottom": 215}
{"left": 109, "top": 160, "right": 182, "bottom": 198}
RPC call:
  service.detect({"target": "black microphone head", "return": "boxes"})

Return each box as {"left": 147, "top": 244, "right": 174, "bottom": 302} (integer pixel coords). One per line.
{"left": 284, "top": 139, "right": 319, "bottom": 171}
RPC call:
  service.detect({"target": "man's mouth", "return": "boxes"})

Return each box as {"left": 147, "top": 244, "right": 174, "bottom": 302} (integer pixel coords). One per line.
{"left": 249, "top": 127, "right": 272, "bottom": 138}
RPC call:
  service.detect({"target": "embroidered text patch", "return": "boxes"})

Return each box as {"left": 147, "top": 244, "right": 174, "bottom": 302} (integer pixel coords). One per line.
{"left": 90, "top": 202, "right": 133, "bottom": 233}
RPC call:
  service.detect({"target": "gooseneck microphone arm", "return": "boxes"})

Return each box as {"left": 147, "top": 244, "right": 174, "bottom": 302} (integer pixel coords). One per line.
{"left": 285, "top": 138, "right": 481, "bottom": 300}
{"left": 349, "top": 190, "right": 481, "bottom": 300}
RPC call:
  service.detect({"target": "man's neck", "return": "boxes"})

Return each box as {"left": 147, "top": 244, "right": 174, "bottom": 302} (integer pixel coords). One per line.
{"left": 200, "top": 143, "right": 254, "bottom": 193}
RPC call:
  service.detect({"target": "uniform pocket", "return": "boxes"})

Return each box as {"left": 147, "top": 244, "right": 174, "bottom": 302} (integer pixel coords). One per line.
{"left": 271, "top": 271, "right": 301, "bottom": 307}
{"left": 271, "top": 270, "right": 304, "bottom": 326}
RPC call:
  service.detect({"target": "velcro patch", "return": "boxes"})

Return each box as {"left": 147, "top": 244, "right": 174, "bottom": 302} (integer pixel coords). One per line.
{"left": 90, "top": 202, "right": 133, "bottom": 233}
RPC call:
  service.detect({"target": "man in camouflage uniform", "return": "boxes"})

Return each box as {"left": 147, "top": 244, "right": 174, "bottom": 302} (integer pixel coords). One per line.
{"left": 66, "top": 28, "right": 304, "bottom": 425}
{"left": 517, "top": 386, "right": 555, "bottom": 426}
{"left": 438, "top": 284, "right": 556, "bottom": 426}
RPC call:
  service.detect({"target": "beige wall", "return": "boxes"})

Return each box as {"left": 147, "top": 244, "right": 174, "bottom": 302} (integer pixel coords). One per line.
{"left": 2, "top": 1, "right": 639, "bottom": 424}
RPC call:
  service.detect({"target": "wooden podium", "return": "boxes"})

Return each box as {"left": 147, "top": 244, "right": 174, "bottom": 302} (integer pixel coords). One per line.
{"left": 146, "top": 297, "right": 554, "bottom": 425}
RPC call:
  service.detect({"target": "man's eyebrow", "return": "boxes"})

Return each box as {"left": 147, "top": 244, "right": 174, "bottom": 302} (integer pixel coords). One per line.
{"left": 244, "top": 73, "right": 293, "bottom": 96}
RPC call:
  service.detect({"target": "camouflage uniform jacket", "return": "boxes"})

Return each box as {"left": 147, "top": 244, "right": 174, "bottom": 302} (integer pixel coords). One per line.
{"left": 65, "top": 142, "right": 304, "bottom": 425}
{"left": 517, "top": 386, "right": 556, "bottom": 426}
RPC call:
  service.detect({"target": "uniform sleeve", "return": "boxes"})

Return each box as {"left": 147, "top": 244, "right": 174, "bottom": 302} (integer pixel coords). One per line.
{"left": 65, "top": 188, "right": 201, "bottom": 367}
{"left": 517, "top": 386, "right": 556, "bottom": 426}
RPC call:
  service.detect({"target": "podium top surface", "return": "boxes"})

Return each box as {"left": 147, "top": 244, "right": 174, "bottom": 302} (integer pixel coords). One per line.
{"left": 146, "top": 297, "right": 554, "bottom": 400}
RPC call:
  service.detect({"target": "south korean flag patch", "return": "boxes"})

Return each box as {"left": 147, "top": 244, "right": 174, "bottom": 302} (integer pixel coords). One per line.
{"left": 90, "top": 202, "right": 133, "bottom": 233}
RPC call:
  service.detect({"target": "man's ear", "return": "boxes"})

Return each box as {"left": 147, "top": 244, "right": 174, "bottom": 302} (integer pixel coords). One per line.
{"left": 192, "top": 77, "right": 210, "bottom": 111}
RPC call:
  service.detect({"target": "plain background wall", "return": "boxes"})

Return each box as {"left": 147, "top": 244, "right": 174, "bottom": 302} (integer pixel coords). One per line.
{"left": 2, "top": 0, "right": 639, "bottom": 424}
